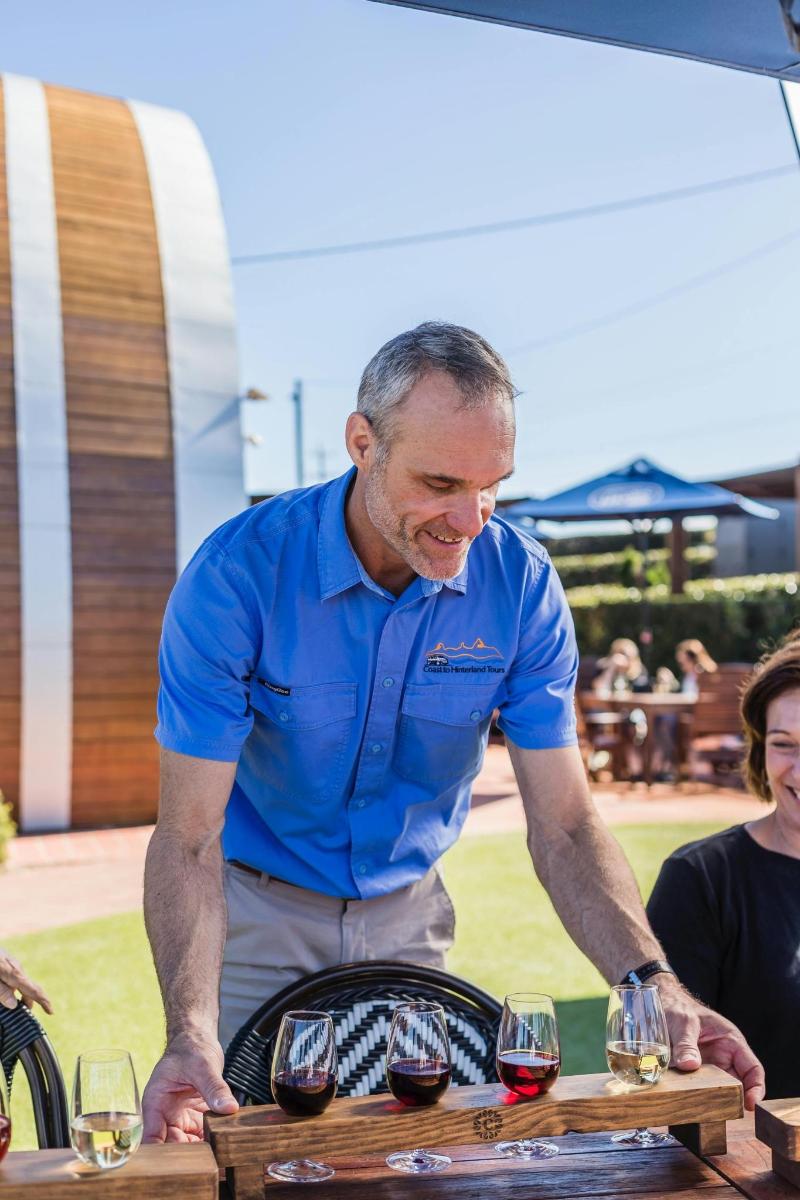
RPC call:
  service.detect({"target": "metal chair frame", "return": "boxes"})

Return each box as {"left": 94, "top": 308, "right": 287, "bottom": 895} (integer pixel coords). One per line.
{"left": 223, "top": 960, "right": 503, "bottom": 1107}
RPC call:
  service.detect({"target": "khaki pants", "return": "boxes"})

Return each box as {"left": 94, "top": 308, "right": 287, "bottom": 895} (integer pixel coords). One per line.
{"left": 219, "top": 862, "right": 456, "bottom": 1050}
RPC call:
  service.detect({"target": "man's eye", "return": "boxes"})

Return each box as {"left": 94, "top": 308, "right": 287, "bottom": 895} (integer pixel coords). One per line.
{"left": 427, "top": 481, "right": 451, "bottom": 492}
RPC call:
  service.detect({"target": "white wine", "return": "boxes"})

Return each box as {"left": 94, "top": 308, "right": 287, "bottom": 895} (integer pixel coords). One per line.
{"left": 606, "top": 1041, "right": 669, "bottom": 1086}
{"left": 70, "top": 1111, "right": 143, "bottom": 1169}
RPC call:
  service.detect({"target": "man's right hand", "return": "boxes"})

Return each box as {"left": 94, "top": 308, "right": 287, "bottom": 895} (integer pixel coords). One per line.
{"left": 142, "top": 1031, "right": 239, "bottom": 1144}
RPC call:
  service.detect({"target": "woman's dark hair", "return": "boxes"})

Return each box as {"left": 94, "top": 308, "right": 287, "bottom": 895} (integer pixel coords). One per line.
{"left": 740, "top": 628, "right": 800, "bottom": 801}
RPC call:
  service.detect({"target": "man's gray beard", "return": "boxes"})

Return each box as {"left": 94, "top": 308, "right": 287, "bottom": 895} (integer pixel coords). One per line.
{"left": 363, "top": 466, "right": 469, "bottom": 582}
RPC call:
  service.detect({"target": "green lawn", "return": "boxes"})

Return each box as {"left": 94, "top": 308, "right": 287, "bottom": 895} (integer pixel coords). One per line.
{"left": 4, "top": 821, "right": 724, "bottom": 1149}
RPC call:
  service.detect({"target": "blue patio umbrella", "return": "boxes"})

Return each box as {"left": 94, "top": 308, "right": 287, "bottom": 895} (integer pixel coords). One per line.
{"left": 503, "top": 457, "right": 778, "bottom": 635}
{"left": 503, "top": 457, "right": 779, "bottom": 525}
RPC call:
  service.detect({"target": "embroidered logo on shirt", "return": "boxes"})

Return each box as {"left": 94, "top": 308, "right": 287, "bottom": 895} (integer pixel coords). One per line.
{"left": 258, "top": 678, "right": 291, "bottom": 696}
{"left": 424, "top": 638, "right": 505, "bottom": 674}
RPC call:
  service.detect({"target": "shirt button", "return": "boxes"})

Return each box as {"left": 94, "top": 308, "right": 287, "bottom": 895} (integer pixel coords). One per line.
{"left": 371, "top": 742, "right": 383, "bottom": 754}
{"left": 357, "top": 864, "right": 368, "bottom": 876}
{"left": 279, "top": 711, "right": 290, "bottom": 723}
{"left": 355, "top": 798, "right": 366, "bottom": 810}
{"left": 382, "top": 676, "right": 394, "bottom": 688}
{"left": 470, "top": 709, "right": 481, "bottom": 722}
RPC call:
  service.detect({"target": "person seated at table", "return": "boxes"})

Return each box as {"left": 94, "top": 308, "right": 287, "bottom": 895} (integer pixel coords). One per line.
{"left": 592, "top": 638, "right": 651, "bottom": 695}
{"left": 674, "top": 638, "right": 717, "bottom": 697}
{"left": 0, "top": 946, "right": 52, "bottom": 1014}
{"left": 652, "top": 639, "right": 718, "bottom": 776}
{"left": 647, "top": 630, "right": 800, "bottom": 1098}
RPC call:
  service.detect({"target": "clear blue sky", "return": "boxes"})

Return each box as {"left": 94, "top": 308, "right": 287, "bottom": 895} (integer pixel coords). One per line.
{"left": 4, "top": 0, "right": 799, "bottom": 499}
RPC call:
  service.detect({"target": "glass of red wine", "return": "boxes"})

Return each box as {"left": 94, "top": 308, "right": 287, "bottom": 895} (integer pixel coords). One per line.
{"left": 266, "top": 1010, "right": 338, "bottom": 1184}
{"left": 0, "top": 1068, "right": 10, "bottom": 1164}
{"left": 385, "top": 1001, "right": 452, "bottom": 1174}
{"left": 495, "top": 992, "right": 561, "bottom": 1159}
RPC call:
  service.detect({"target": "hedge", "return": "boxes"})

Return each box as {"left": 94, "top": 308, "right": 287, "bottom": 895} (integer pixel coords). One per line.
{"left": 551, "top": 544, "right": 716, "bottom": 589}
{"left": 568, "top": 573, "right": 800, "bottom": 671}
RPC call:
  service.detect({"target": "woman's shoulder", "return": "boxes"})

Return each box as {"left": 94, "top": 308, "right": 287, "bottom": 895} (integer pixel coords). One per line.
{"left": 662, "top": 825, "right": 751, "bottom": 876}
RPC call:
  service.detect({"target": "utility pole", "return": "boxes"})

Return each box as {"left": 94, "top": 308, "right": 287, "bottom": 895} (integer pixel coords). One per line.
{"left": 291, "top": 379, "right": 304, "bottom": 487}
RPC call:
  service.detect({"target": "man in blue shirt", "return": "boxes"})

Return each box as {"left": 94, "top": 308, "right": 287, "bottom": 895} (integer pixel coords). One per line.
{"left": 142, "top": 323, "right": 763, "bottom": 1143}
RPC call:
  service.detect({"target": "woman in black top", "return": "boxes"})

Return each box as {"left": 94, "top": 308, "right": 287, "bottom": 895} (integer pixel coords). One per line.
{"left": 647, "top": 630, "right": 800, "bottom": 1098}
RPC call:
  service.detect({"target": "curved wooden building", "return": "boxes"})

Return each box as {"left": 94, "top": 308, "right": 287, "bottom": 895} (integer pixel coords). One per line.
{"left": 0, "top": 76, "right": 245, "bottom": 831}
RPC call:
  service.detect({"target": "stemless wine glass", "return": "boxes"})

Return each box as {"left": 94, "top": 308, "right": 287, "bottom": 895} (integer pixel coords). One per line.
{"left": 70, "top": 1050, "right": 142, "bottom": 1170}
{"left": 606, "top": 984, "right": 673, "bottom": 1147}
{"left": 0, "top": 1069, "right": 11, "bottom": 1164}
{"left": 267, "top": 1011, "right": 338, "bottom": 1184}
{"left": 495, "top": 992, "right": 561, "bottom": 1159}
{"left": 385, "top": 1001, "right": 452, "bottom": 1174}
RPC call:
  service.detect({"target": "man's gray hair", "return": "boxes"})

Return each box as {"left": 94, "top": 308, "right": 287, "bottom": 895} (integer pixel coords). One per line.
{"left": 357, "top": 321, "right": 516, "bottom": 458}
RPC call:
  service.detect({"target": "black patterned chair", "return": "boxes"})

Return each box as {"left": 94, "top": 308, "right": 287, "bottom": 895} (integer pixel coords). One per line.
{"left": 223, "top": 961, "right": 502, "bottom": 1106}
{"left": 0, "top": 1003, "right": 70, "bottom": 1148}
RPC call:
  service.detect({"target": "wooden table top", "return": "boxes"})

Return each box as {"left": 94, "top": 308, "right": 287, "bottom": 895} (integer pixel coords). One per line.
{"left": 580, "top": 691, "right": 697, "bottom": 710}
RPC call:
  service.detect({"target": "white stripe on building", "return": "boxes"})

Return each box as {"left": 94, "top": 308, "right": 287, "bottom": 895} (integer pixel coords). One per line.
{"left": 128, "top": 100, "right": 246, "bottom": 570}
{"left": 3, "top": 73, "right": 72, "bottom": 831}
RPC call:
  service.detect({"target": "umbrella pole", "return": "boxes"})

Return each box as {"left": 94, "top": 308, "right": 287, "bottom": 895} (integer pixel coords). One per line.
{"left": 669, "top": 517, "right": 686, "bottom": 593}
{"left": 633, "top": 520, "right": 653, "bottom": 673}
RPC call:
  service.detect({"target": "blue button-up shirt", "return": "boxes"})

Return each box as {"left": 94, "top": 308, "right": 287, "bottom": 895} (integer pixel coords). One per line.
{"left": 156, "top": 469, "right": 578, "bottom": 899}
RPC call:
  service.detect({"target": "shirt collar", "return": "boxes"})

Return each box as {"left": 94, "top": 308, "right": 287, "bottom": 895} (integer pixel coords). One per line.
{"left": 317, "top": 467, "right": 469, "bottom": 601}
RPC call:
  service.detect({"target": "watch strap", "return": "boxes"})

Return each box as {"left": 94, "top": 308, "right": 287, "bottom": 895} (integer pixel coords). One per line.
{"left": 619, "top": 960, "right": 676, "bottom": 987}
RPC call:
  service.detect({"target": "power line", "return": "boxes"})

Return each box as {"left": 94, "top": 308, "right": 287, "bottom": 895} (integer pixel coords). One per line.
{"left": 231, "top": 163, "right": 797, "bottom": 266}
{"left": 505, "top": 225, "right": 800, "bottom": 357}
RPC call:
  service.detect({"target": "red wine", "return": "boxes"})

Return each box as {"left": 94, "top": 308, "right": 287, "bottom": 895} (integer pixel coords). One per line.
{"left": 272, "top": 1070, "right": 337, "bottom": 1116}
{"left": 497, "top": 1050, "right": 560, "bottom": 1098}
{"left": 0, "top": 1114, "right": 10, "bottom": 1162}
{"left": 387, "top": 1058, "right": 451, "bottom": 1107}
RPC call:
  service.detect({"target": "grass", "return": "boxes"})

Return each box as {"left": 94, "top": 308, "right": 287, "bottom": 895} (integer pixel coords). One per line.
{"left": 4, "top": 820, "right": 725, "bottom": 1149}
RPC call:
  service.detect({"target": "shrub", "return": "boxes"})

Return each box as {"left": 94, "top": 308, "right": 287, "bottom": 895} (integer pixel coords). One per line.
{"left": 0, "top": 793, "right": 16, "bottom": 867}
{"left": 569, "top": 574, "right": 800, "bottom": 671}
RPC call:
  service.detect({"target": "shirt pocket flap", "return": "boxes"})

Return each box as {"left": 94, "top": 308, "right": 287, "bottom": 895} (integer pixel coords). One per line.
{"left": 401, "top": 683, "right": 496, "bottom": 728}
{"left": 251, "top": 680, "right": 357, "bottom": 730}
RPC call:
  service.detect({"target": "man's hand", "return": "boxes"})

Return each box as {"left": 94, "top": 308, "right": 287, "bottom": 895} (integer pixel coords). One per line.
{"left": 0, "top": 947, "right": 53, "bottom": 1014}
{"left": 142, "top": 1032, "right": 239, "bottom": 1144}
{"left": 659, "top": 980, "right": 765, "bottom": 1110}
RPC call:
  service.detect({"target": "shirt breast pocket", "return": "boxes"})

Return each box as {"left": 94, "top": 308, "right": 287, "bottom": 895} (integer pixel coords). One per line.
{"left": 248, "top": 680, "right": 357, "bottom": 802}
{"left": 394, "top": 683, "right": 496, "bottom": 787}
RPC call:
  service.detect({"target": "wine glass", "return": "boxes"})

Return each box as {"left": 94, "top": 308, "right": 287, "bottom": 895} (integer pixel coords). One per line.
{"left": 266, "top": 1011, "right": 338, "bottom": 1184}
{"left": 495, "top": 992, "right": 561, "bottom": 1159}
{"left": 385, "top": 1001, "right": 452, "bottom": 1174}
{"left": 70, "top": 1050, "right": 142, "bottom": 1170}
{"left": 606, "top": 984, "right": 673, "bottom": 1147}
{"left": 0, "top": 1069, "right": 11, "bottom": 1164}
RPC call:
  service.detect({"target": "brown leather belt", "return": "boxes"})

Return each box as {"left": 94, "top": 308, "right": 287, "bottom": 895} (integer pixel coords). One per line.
{"left": 229, "top": 859, "right": 298, "bottom": 888}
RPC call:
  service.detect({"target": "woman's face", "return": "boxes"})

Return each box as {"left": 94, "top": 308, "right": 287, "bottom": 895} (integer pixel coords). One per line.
{"left": 764, "top": 687, "right": 800, "bottom": 827}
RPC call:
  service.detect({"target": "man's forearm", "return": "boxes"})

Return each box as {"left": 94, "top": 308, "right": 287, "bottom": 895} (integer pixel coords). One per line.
{"left": 144, "top": 824, "right": 227, "bottom": 1043}
{"left": 527, "top": 811, "right": 663, "bottom": 984}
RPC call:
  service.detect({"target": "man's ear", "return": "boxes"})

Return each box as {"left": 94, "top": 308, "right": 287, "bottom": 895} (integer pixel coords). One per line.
{"left": 345, "top": 411, "right": 375, "bottom": 469}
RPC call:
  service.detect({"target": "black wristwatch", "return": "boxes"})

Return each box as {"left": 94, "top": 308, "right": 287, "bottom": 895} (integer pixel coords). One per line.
{"left": 619, "top": 960, "right": 676, "bottom": 987}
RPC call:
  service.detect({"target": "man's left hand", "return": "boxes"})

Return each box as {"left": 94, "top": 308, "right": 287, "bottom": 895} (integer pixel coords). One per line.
{"left": 659, "top": 980, "right": 765, "bottom": 1110}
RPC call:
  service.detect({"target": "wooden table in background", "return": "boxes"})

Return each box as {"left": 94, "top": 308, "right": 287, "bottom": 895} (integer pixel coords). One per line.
{"left": 580, "top": 692, "right": 697, "bottom": 786}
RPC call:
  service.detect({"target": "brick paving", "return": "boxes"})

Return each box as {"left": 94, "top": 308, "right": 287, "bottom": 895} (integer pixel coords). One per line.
{"left": 0, "top": 746, "right": 767, "bottom": 937}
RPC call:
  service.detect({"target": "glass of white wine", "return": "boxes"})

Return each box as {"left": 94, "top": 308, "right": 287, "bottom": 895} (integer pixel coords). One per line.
{"left": 70, "top": 1050, "right": 143, "bottom": 1170}
{"left": 606, "top": 984, "right": 673, "bottom": 1147}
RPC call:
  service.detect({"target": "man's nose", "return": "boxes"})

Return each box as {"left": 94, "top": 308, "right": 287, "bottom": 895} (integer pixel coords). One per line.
{"left": 448, "top": 492, "right": 493, "bottom": 538}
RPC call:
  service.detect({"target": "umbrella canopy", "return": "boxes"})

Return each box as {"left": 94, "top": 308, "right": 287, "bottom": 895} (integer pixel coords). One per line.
{"left": 371, "top": 2, "right": 800, "bottom": 81}
{"left": 504, "top": 457, "right": 780, "bottom": 524}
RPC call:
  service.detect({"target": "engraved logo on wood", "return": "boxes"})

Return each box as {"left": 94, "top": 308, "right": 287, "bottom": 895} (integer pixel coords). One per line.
{"left": 473, "top": 1109, "right": 504, "bottom": 1141}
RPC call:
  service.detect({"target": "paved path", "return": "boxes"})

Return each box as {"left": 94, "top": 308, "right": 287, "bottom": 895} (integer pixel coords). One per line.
{"left": 1, "top": 746, "right": 766, "bottom": 937}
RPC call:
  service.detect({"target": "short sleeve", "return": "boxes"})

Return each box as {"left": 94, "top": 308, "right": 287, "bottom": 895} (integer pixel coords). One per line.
{"left": 646, "top": 855, "right": 723, "bottom": 1008}
{"left": 496, "top": 556, "right": 579, "bottom": 750}
{"left": 155, "top": 539, "right": 260, "bottom": 762}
